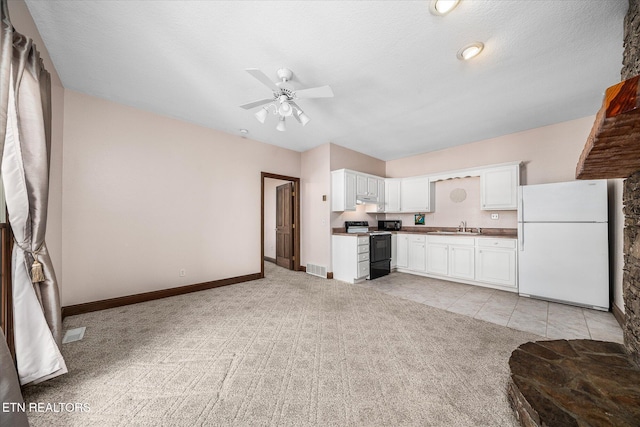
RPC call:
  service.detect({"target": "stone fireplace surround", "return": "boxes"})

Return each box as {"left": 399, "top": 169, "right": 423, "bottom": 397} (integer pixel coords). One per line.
{"left": 507, "top": 1, "right": 640, "bottom": 425}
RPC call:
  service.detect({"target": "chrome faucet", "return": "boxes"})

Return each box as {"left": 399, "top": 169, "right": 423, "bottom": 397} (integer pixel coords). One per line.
{"left": 458, "top": 221, "right": 466, "bottom": 232}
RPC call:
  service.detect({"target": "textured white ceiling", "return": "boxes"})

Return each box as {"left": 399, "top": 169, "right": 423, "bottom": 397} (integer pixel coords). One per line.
{"left": 24, "top": 0, "right": 626, "bottom": 161}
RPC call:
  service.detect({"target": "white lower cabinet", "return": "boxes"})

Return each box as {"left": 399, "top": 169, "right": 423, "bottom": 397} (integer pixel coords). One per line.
{"left": 426, "top": 243, "right": 448, "bottom": 276}
{"left": 408, "top": 235, "right": 426, "bottom": 272}
{"left": 395, "top": 233, "right": 518, "bottom": 292}
{"left": 475, "top": 238, "right": 517, "bottom": 288}
{"left": 333, "top": 232, "right": 517, "bottom": 291}
{"left": 332, "top": 235, "right": 370, "bottom": 284}
{"left": 391, "top": 234, "right": 398, "bottom": 269}
{"left": 449, "top": 245, "right": 475, "bottom": 280}
{"left": 426, "top": 236, "right": 475, "bottom": 280}
{"left": 396, "top": 233, "right": 409, "bottom": 268}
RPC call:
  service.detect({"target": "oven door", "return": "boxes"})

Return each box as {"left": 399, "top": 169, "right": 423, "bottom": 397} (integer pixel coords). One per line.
{"left": 369, "top": 234, "right": 391, "bottom": 263}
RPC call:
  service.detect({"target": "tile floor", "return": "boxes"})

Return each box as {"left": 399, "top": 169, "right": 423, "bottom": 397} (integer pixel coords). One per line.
{"left": 354, "top": 271, "right": 624, "bottom": 343}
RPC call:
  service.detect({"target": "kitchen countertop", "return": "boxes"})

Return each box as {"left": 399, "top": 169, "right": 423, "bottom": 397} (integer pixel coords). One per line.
{"left": 332, "top": 227, "right": 517, "bottom": 239}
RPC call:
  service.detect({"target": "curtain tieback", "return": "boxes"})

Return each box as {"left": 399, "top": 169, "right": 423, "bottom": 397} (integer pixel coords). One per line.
{"left": 15, "top": 241, "right": 46, "bottom": 283}
{"left": 31, "top": 250, "right": 45, "bottom": 283}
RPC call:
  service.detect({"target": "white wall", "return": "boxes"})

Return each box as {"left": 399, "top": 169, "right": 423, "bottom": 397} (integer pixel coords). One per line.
{"left": 264, "top": 178, "right": 290, "bottom": 260}
{"left": 62, "top": 90, "right": 301, "bottom": 305}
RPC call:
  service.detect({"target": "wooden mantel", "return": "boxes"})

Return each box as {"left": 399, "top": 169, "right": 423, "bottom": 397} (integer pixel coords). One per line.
{"left": 576, "top": 75, "right": 640, "bottom": 179}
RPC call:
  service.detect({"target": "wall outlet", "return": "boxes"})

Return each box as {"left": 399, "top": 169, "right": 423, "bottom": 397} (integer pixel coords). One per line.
{"left": 491, "top": 213, "right": 499, "bottom": 220}
{"left": 179, "top": 268, "right": 186, "bottom": 277}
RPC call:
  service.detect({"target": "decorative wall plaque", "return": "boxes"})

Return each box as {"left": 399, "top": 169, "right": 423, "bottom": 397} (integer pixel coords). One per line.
{"left": 450, "top": 188, "right": 467, "bottom": 203}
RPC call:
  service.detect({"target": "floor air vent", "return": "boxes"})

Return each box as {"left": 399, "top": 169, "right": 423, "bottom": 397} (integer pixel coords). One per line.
{"left": 62, "top": 326, "right": 86, "bottom": 344}
{"left": 306, "top": 263, "right": 327, "bottom": 278}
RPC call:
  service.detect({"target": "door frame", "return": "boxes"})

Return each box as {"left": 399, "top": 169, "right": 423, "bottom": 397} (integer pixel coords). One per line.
{"left": 261, "top": 172, "right": 301, "bottom": 277}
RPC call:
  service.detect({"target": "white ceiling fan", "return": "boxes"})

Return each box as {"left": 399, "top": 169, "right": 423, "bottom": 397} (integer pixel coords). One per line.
{"left": 240, "top": 68, "right": 334, "bottom": 131}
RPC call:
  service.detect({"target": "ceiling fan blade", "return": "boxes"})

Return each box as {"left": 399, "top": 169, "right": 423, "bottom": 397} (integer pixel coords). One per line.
{"left": 245, "top": 68, "right": 280, "bottom": 92}
{"left": 239, "top": 98, "right": 274, "bottom": 110}
{"left": 295, "top": 85, "right": 334, "bottom": 99}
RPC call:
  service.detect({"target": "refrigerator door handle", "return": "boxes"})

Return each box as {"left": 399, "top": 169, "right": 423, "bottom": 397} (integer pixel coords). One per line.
{"left": 518, "top": 186, "right": 524, "bottom": 223}
{"left": 518, "top": 223, "right": 524, "bottom": 251}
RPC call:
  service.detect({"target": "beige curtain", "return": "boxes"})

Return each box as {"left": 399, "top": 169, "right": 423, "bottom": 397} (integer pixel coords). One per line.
{"left": 0, "top": 337, "right": 28, "bottom": 427}
{"left": 0, "top": 0, "right": 66, "bottom": 391}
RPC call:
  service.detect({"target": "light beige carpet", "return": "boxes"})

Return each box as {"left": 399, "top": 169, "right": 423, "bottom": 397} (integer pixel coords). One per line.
{"left": 23, "top": 263, "right": 538, "bottom": 426}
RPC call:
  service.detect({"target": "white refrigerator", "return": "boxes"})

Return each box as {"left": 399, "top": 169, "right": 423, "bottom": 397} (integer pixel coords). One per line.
{"left": 517, "top": 180, "right": 609, "bottom": 311}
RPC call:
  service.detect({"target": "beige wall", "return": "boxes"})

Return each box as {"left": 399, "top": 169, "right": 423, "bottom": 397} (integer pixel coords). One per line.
{"left": 62, "top": 90, "right": 300, "bottom": 305}
{"left": 264, "top": 178, "right": 290, "bottom": 260}
{"left": 301, "top": 143, "right": 387, "bottom": 272}
{"left": 329, "top": 143, "right": 387, "bottom": 230}
{"left": 386, "top": 116, "right": 595, "bottom": 185}
{"left": 301, "top": 144, "right": 331, "bottom": 270}
{"left": 8, "top": 0, "right": 64, "bottom": 288}
{"left": 330, "top": 143, "right": 385, "bottom": 176}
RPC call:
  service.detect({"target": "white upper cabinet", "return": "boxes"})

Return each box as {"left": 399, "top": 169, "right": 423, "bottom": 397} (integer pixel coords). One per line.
{"left": 367, "top": 177, "right": 379, "bottom": 198}
{"left": 480, "top": 164, "right": 520, "bottom": 210}
{"left": 356, "top": 174, "right": 368, "bottom": 196}
{"left": 385, "top": 179, "right": 402, "bottom": 212}
{"left": 367, "top": 178, "right": 385, "bottom": 213}
{"left": 333, "top": 169, "right": 384, "bottom": 212}
{"left": 331, "top": 169, "right": 357, "bottom": 212}
{"left": 333, "top": 162, "right": 519, "bottom": 212}
{"left": 401, "top": 176, "right": 435, "bottom": 212}
{"left": 356, "top": 174, "right": 379, "bottom": 197}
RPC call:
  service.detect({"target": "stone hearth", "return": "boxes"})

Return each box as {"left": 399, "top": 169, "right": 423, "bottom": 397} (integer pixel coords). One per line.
{"left": 508, "top": 340, "right": 640, "bottom": 426}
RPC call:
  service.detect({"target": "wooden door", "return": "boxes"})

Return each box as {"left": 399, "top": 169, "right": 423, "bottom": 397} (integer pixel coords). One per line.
{"left": 276, "top": 182, "right": 294, "bottom": 269}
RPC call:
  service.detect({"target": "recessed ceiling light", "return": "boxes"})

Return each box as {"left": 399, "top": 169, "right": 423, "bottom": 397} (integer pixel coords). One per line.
{"left": 430, "top": 0, "right": 460, "bottom": 16}
{"left": 457, "top": 42, "right": 484, "bottom": 60}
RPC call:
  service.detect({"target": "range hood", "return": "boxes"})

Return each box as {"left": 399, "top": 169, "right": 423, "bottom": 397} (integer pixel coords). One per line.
{"left": 356, "top": 195, "right": 377, "bottom": 204}
{"left": 576, "top": 75, "right": 640, "bottom": 180}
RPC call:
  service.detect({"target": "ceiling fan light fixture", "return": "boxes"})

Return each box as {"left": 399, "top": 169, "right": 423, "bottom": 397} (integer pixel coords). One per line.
{"left": 278, "top": 101, "right": 293, "bottom": 117}
{"left": 255, "top": 107, "right": 268, "bottom": 123}
{"left": 298, "top": 111, "right": 310, "bottom": 126}
{"left": 430, "top": 0, "right": 460, "bottom": 16}
{"left": 242, "top": 67, "right": 334, "bottom": 131}
{"left": 457, "top": 42, "right": 484, "bottom": 60}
